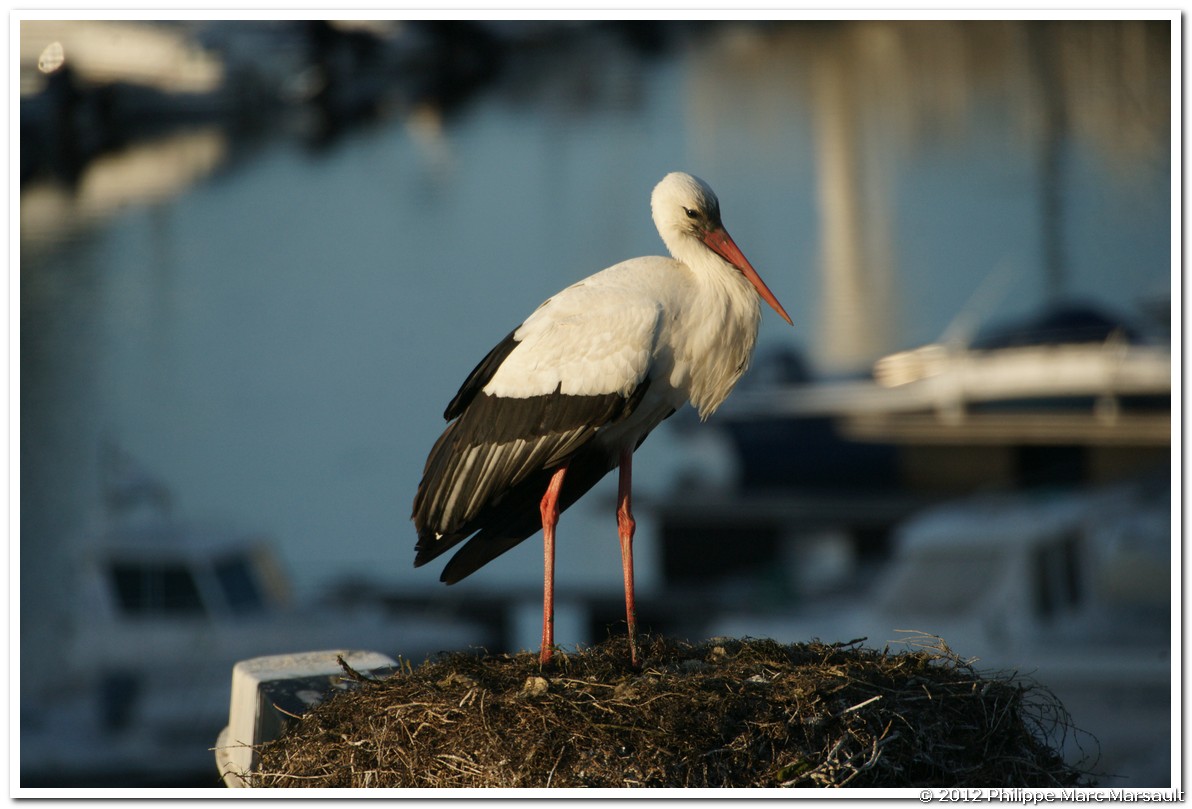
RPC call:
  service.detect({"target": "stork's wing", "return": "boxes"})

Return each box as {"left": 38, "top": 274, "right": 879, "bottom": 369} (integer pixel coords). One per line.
{"left": 411, "top": 282, "right": 664, "bottom": 573}
{"left": 435, "top": 442, "right": 620, "bottom": 584}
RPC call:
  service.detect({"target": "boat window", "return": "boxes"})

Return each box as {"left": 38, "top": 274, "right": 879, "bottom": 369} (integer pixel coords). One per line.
{"left": 109, "top": 562, "right": 205, "bottom": 616}
{"left": 214, "top": 555, "right": 265, "bottom": 613}
{"left": 877, "top": 550, "right": 1000, "bottom": 615}
{"left": 1033, "top": 531, "right": 1083, "bottom": 619}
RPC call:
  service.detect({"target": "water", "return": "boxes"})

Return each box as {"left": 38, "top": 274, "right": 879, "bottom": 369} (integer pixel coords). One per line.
{"left": 21, "top": 20, "right": 1171, "bottom": 616}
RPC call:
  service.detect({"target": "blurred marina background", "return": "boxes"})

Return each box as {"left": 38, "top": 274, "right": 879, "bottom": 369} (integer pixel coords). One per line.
{"left": 18, "top": 19, "right": 1174, "bottom": 787}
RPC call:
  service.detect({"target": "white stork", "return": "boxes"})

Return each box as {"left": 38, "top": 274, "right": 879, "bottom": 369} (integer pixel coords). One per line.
{"left": 412, "top": 172, "right": 792, "bottom": 666}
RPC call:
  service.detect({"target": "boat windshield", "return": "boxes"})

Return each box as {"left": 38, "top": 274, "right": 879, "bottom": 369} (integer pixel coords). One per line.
{"left": 213, "top": 554, "right": 266, "bottom": 613}
{"left": 109, "top": 561, "right": 205, "bottom": 616}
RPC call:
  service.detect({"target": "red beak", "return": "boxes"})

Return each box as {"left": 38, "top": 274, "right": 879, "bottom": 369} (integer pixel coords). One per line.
{"left": 702, "top": 227, "right": 794, "bottom": 326}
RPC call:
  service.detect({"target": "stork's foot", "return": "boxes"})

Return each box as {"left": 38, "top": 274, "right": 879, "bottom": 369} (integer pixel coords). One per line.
{"left": 624, "top": 629, "right": 643, "bottom": 667}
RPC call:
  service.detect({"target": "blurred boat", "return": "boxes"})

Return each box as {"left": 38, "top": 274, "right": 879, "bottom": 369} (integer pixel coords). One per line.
{"left": 17, "top": 19, "right": 521, "bottom": 182}
{"left": 19, "top": 21, "right": 232, "bottom": 183}
{"left": 19, "top": 445, "right": 491, "bottom": 787}
{"left": 723, "top": 302, "right": 1169, "bottom": 475}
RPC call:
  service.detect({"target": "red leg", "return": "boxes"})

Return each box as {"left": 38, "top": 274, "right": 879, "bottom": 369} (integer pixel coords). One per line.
{"left": 617, "top": 448, "right": 640, "bottom": 667}
{"left": 539, "top": 463, "right": 568, "bottom": 666}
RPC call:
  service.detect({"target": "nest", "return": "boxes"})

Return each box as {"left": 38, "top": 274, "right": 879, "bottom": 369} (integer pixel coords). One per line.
{"left": 247, "top": 634, "right": 1091, "bottom": 788}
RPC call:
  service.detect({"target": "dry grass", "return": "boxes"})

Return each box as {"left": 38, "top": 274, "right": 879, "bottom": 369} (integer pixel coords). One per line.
{"left": 246, "top": 634, "right": 1090, "bottom": 788}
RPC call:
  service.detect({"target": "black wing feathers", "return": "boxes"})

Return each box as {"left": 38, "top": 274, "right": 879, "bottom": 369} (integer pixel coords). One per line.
{"left": 413, "top": 390, "right": 626, "bottom": 544}
{"left": 412, "top": 353, "right": 655, "bottom": 579}
{"left": 443, "top": 329, "right": 520, "bottom": 420}
{"left": 437, "top": 444, "right": 617, "bottom": 583}
{"left": 436, "top": 413, "right": 669, "bottom": 584}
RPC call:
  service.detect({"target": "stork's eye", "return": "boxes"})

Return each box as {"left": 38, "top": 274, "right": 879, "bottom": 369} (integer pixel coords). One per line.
{"left": 683, "top": 207, "right": 699, "bottom": 219}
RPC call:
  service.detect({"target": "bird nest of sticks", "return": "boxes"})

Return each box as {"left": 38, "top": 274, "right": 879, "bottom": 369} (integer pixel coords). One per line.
{"left": 246, "top": 634, "right": 1091, "bottom": 789}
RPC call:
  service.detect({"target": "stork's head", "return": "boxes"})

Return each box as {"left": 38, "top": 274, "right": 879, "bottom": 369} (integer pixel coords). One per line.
{"left": 650, "top": 172, "right": 722, "bottom": 253}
